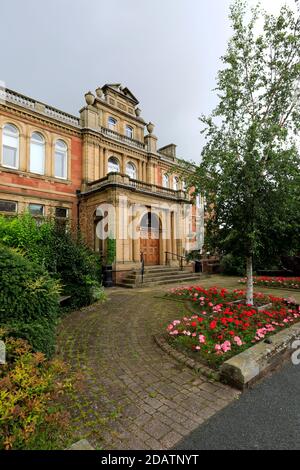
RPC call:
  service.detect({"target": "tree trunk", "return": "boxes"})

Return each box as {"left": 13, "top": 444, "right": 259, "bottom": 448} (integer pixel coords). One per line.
{"left": 246, "top": 256, "right": 254, "bottom": 305}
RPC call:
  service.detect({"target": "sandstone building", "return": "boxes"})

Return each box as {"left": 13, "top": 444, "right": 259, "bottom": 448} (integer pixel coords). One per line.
{"left": 0, "top": 83, "right": 204, "bottom": 282}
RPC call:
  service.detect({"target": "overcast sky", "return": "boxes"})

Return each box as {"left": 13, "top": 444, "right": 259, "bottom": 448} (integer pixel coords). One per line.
{"left": 0, "top": 0, "right": 297, "bottom": 162}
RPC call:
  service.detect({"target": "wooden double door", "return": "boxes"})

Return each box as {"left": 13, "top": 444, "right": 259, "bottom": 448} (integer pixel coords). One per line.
{"left": 140, "top": 229, "right": 160, "bottom": 266}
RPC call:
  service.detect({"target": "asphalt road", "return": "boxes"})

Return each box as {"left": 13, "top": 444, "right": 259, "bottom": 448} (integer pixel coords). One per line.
{"left": 175, "top": 363, "right": 300, "bottom": 450}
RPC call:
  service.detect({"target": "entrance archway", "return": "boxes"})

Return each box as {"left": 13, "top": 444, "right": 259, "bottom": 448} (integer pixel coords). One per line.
{"left": 140, "top": 212, "right": 160, "bottom": 266}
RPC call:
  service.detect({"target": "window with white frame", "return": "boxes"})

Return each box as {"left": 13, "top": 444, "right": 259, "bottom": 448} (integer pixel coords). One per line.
{"left": 108, "top": 117, "right": 117, "bottom": 131}
{"left": 30, "top": 132, "right": 45, "bottom": 174}
{"left": 162, "top": 173, "right": 169, "bottom": 188}
{"left": 173, "top": 176, "right": 179, "bottom": 190}
{"left": 125, "top": 125, "right": 133, "bottom": 139}
{"left": 108, "top": 156, "right": 120, "bottom": 173}
{"left": 28, "top": 203, "right": 44, "bottom": 217}
{"left": 0, "top": 200, "right": 17, "bottom": 213}
{"left": 126, "top": 162, "right": 136, "bottom": 179}
{"left": 55, "top": 140, "right": 68, "bottom": 179}
{"left": 2, "top": 124, "right": 19, "bottom": 169}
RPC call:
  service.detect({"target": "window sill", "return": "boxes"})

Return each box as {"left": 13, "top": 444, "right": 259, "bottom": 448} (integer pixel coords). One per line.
{"left": 0, "top": 166, "right": 72, "bottom": 185}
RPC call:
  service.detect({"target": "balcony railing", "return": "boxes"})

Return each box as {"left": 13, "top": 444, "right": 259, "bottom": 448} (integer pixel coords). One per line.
{"left": 100, "top": 126, "right": 146, "bottom": 150}
{"left": 85, "top": 173, "right": 190, "bottom": 202}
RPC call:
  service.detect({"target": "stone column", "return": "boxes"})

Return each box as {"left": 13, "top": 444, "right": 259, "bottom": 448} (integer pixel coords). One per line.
{"left": 138, "top": 160, "right": 142, "bottom": 181}
{"left": 121, "top": 153, "right": 126, "bottom": 175}
{"left": 103, "top": 148, "right": 107, "bottom": 176}
{"left": 20, "top": 132, "right": 28, "bottom": 172}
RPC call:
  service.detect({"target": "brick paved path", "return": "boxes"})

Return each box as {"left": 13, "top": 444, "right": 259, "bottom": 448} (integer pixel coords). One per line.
{"left": 58, "top": 285, "right": 240, "bottom": 450}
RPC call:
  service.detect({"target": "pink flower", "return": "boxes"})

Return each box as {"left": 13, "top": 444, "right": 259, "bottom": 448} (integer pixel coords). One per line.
{"left": 234, "top": 336, "right": 243, "bottom": 347}
{"left": 170, "top": 330, "right": 179, "bottom": 336}
{"left": 215, "top": 344, "right": 222, "bottom": 352}
{"left": 167, "top": 324, "right": 174, "bottom": 331}
{"left": 199, "top": 335, "right": 206, "bottom": 344}
{"left": 195, "top": 346, "right": 201, "bottom": 351}
{"left": 221, "top": 341, "right": 231, "bottom": 353}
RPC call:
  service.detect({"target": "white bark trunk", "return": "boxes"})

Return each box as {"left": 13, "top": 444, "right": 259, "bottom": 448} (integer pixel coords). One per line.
{"left": 246, "top": 256, "right": 254, "bottom": 305}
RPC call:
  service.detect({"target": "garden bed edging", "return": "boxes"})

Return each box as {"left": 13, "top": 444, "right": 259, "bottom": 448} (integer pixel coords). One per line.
{"left": 220, "top": 322, "right": 300, "bottom": 390}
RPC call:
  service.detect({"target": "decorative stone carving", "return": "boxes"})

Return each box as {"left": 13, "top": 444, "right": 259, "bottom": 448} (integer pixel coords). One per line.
{"left": 135, "top": 107, "right": 141, "bottom": 117}
{"left": 147, "top": 122, "right": 155, "bottom": 134}
{"left": 95, "top": 87, "right": 103, "bottom": 99}
{"left": 85, "top": 91, "right": 95, "bottom": 106}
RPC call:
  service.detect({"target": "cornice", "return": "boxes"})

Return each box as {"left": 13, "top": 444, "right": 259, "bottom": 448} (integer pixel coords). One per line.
{"left": 0, "top": 103, "right": 81, "bottom": 137}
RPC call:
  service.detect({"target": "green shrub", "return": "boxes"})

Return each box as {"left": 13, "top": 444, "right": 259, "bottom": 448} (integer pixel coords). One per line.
{"left": 44, "top": 226, "right": 102, "bottom": 308}
{"left": 0, "top": 213, "right": 53, "bottom": 266}
{"left": 0, "top": 246, "right": 61, "bottom": 356}
{"left": 0, "top": 214, "right": 103, "bottom": 309}
{"left": 220, "top": 253, "right": 245, "bottom": 276}
{"left": 0, "top": 331, "right": 71, "bottom": 450}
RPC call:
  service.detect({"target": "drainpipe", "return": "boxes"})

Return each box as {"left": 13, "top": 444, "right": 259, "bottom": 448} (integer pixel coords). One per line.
{"left": 76, "top": 189, "right": 81, "bottom": 235}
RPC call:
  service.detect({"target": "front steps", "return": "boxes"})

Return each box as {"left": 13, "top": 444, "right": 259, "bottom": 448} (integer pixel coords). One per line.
{"left": 117, "top": 265, "right": 204, "bottom": 288}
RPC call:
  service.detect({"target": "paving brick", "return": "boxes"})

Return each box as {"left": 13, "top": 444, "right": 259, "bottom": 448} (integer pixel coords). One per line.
{"left": 160, "top": 431, "right": 182, "bottom": 448}
{"left": 57, "top": 286, "right": 238, "bottom": 450}
{"left": 146, "top": 418, "right": 170, "bottom": 440}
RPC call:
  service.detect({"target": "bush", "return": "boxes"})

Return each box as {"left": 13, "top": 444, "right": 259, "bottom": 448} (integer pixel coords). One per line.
{"left": 44, "top": 227, "right": 103, "bottom": 308}
{"left": 0, "top": 331, "right": 71, "bottom": 450}
{"left": 0, "top": 214, "right": 103, "bottom": 309}
{"left": 0, "top": 245, "right": 61, "bottom": 356}
{"left": 0, "top": 213, "right": 53, "bottom": 266}
{"left": 220, "top": 253, "right": 245, "bottom": 276}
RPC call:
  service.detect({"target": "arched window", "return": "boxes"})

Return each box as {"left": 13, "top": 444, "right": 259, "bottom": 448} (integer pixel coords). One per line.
{"left": 162, "top": 173, "right": 169, "bottom": 188}
{"left": 173, "top": 176, "right": 179, "bottom": 191}
{"left": 108, "top": 117, "right": 117, "bottom": 131}
{"left": 55, "top": 140, "right": 68, "bottom": 179}
{"left": 141, "top": 212, "right": 160, "bottom": 230}
{"left": 126, "top": 162, "right": 136, "bottom": 179}
{"left": 182, "top": 180, "right": 186, "bottom": 191}
{"left": 125, "top": 125, "right": 133, "bottom": 139}
{"left": 2, "top": 124, "right": 19, "bottom": 169}
{"left": 30, "top": 132, "right": 45, "bottom": 174}
{"left": 108, "top": 156, "right": 120, "bottom": 173}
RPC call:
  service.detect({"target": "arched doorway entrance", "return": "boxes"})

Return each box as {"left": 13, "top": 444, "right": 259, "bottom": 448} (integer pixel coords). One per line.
{"left": 140, "top": 212, "right": 160, "bottom": 266}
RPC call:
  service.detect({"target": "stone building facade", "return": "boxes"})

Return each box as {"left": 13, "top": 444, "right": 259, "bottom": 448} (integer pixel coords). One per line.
{"left": 0, "top": 83, "right": 204, "bottom": 282}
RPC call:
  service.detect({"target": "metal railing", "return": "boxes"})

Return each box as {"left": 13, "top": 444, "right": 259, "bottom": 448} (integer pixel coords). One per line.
{"left": 165, "top": 251, "right": 186, "bottom": 271}
{"left": 140, "top": 252, "right": 145, "bottom": 283}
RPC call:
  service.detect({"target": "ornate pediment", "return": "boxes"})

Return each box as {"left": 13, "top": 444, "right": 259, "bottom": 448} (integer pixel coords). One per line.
{"left": 102, "top": 84, "right": 139, "bottom": 105}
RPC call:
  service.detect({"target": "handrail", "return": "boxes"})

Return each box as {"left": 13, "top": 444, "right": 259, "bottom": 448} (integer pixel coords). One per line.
{"left": 140, "top": 251, "right": 145, "bottom": 283}
{"left": 165, "top": 251, "right": 185, "bottom": 271}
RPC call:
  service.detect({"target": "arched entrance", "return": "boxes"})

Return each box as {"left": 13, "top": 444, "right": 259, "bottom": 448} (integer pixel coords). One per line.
{"left": 140, "top": 212, "right": 160, "bottom": 266}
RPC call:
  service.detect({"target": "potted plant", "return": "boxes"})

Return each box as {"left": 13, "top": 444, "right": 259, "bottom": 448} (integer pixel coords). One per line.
{"left": 102, "top": 236, "right": 116, "bottom": 287}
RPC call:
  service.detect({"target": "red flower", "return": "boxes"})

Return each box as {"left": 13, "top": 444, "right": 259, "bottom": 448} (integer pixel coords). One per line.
{"left": 210, "top": 320, "right": 217, "bottom": 330}
{"left": 229, "top": 331, "right": 235, "bottom": 336}
{"left": 191, "top": 322, "right": 197, "bottom": 328}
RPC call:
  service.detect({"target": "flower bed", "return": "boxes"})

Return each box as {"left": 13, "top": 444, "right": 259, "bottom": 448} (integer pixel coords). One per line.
{"left": 238, "top": 276, "right": 300, "bottom": 290}
{"left": 165, "top": 286, "right": 300, "bottom": 368}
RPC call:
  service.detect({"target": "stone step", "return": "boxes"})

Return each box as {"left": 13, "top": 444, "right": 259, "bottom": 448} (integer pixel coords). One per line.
{"left": 118, "top": 274, "right": 203, "bottom": 288}
{"left": 144, "top": 268, "right": 185, "bottom": 275}
{"left": 126, "top": 269, "right": 191, "bottom": 280}
{"left": 125, "top": 272, "right": 196, "bottom": 283}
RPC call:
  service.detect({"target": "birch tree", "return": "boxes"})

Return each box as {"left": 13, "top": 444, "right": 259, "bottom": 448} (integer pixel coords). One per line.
{"left": 188, "top": 1, "right": 300, "bottom": 304}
